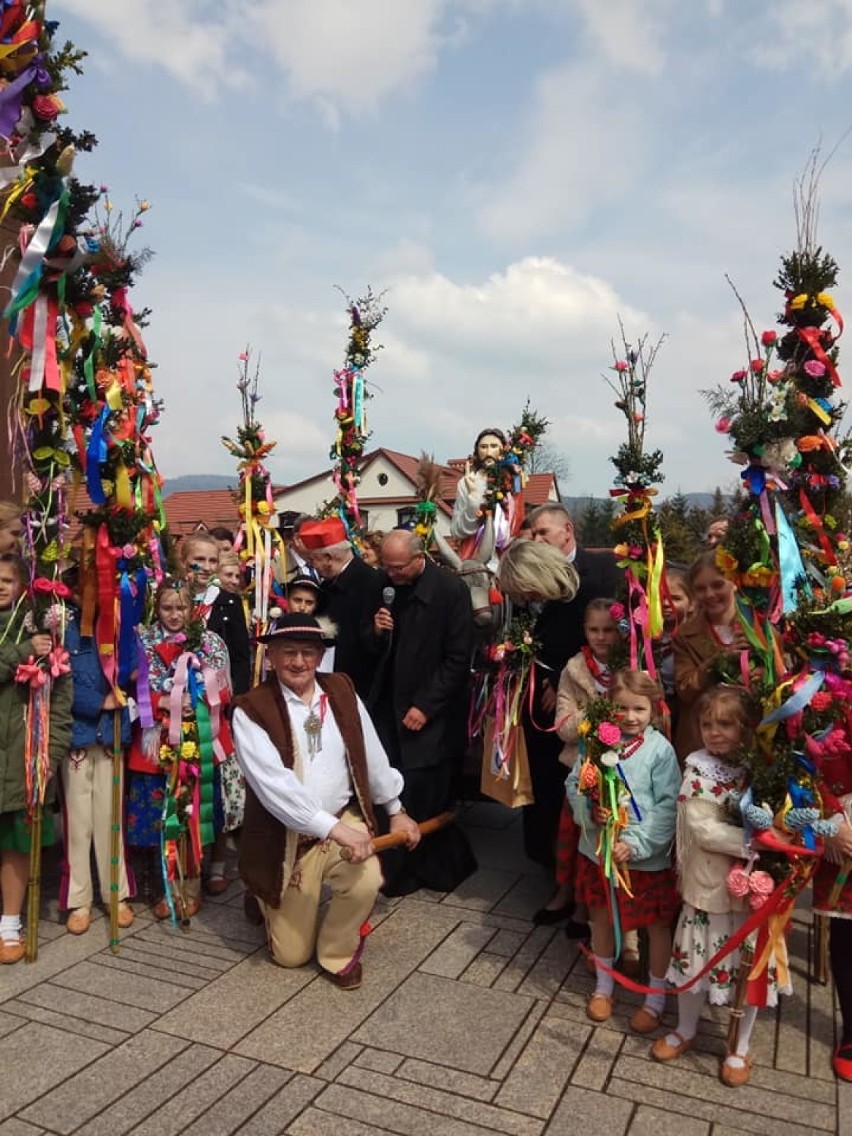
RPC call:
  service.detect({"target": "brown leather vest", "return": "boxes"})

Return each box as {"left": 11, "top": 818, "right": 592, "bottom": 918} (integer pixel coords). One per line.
{"left": 234, "top": 671, "right": 377, "bottom": 906}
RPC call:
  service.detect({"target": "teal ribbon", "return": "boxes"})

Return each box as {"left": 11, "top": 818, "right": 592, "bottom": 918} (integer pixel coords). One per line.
{"left": 775, "top": 499, "right": 809, "bottom": 613}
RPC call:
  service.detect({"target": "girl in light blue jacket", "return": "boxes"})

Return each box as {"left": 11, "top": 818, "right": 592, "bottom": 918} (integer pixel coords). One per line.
{"left": 567, "top": 669, "right": 680, "bottom": 1033}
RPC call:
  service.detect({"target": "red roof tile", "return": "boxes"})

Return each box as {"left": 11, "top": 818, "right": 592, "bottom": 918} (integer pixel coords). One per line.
{"left": 163, "top": 489, "right": 239, "bottom": 536}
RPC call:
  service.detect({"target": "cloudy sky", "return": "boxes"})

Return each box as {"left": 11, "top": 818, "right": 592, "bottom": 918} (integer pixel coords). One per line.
{"left": 53, "top": 0, "right": 852, "bottom": 498}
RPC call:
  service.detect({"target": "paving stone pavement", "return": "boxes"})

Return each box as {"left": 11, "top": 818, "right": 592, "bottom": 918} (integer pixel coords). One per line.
{"left": 0, "top": 802, "right": 845, "bottom": 1135}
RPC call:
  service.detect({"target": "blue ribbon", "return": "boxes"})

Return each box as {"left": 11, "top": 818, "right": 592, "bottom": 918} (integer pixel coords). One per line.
{"left": 759, "top": 670, "right": 824, "bottom": 725}
{"left": 86, "top": 406, "right": 110, "bottom": 505}
{"left": 117, "top": 566, "right": 147, "bottom": 687}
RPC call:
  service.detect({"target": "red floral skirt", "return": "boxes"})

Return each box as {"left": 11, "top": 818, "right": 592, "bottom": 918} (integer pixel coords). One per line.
{"left": 575, "top": 854, "right": 679, "bottom": 930}
{"left": 555, "top": 800, "right": 579, "bottom": 887}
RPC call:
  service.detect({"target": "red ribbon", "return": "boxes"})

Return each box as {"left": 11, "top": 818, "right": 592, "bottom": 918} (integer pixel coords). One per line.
{"left": 581, "top": 859, "right": 813, "bottom": 998}
{"left": 796, "top": 325, "right": 841, "bottom": 387}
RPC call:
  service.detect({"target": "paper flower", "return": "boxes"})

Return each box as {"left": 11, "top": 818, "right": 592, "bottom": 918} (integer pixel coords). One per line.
{"left": 748, "top": 871, "right": 774, "bottom": 908}
{"left": 597, "top": 721, "right": 621, "bottom": 747}
{"left": 727, "top": 865, "right": 751, "bottom": 898}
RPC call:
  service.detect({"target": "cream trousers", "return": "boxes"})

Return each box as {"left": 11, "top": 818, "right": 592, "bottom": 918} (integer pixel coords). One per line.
{"left": 61, "top": 747, "right": 130, "bottom": 910}
{"left": 260, "top": 808, "right": 381, "bottom": 975}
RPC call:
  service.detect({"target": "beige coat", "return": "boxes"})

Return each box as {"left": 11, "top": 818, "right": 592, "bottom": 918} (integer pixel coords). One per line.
{"left": 677, "top": 749, "right": 750, "bottom": 914}
{"left": 554, "top": 652, "right": 597, "bottom": 768}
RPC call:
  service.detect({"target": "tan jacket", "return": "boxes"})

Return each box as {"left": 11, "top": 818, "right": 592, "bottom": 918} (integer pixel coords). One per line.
{"left": 672, "top": 611, "right": 725, "bottom": 763}
{"left": 554, "top": 652, "right": 597, "bottom": 768}
{"left": 676, "top": 749, "right": 749, "bottom": 914}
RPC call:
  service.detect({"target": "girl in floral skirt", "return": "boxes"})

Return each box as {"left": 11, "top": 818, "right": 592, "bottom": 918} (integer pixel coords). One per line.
{"left": 652, "top": 685, "right": 789, "bottom": 1087}
{"left": 126, "top": 580, "right": 232, "bottom": 919}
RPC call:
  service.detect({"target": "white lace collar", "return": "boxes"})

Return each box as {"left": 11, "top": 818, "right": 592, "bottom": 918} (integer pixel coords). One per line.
{"left": 686, "top": 748, "right": 746, "bottom": 784}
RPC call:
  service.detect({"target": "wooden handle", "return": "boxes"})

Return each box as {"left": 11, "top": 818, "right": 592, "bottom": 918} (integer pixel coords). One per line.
{"left": 339, "top": 810, "right": 455, "bottom": 861}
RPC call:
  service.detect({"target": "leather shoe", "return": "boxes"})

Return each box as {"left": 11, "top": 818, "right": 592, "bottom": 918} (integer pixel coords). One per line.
{"left": 0, "top": 938, "right": 25, "bottom": 964}
{"left": 205, "top": 874, "right": 229, "bottom": 896}
{"left": 243, "top": 893, "right": 264, "bottom": 925}
{"left": 586, "top": 993, "right": 613, "bottom": 1022}
{"left": 720, "top": 1055, "right": 752, "bottom": 1087}
{"left": 328, "top": 962, "right": 362, "bottom": 990}
{"left": 532, "top": 902, "right": 576, "bottom": 926}
{"left": 834, "top": 1044, "right": 852, "bottom": 1082}
{"left": 629, "top": 1006, "right": 662, "bottom": 1035}
{"left": 153, "top": 895, "right": 201, "bottom": 921}
{"left": 563, "top": 919, "right": 591, "bottom": 940}
{"left": 66, "top": 906, "right": 91, "bottom": 935}
{"left": 116, "top": 902, "right": 135, "bottom": 929}
{"left": 651, "top": 1032, "right": 694, "bottom": 1062}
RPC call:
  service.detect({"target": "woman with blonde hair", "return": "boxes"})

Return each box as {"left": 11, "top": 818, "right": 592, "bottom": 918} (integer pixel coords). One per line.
{"left": 497, "top": 538, "right": 579, "bottom": 603}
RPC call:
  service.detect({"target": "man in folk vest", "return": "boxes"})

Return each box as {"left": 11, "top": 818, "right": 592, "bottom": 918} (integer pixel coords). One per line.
{"left": 232, "top": 614, "right": 419, "bottom": 989}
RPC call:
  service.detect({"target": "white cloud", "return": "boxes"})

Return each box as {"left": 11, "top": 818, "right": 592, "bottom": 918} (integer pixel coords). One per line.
{"left": 53, "top": 0, "right": 248, "bottom": 99}
{"left": 570, "top": 0, "right": 675, "bottom": 74}
{"left": 475, "top": 63, "right": 648, "bottom": 243}
{"left": 247, "top": 0, "right": 448, "bottom": 114}
{"left": 752, "top": 0, "right": 852, "bottom": 75}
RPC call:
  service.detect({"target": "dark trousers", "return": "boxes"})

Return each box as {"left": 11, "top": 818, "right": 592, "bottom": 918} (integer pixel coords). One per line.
{"left": 521, "top": 723, "right": 565, "bottom": 870}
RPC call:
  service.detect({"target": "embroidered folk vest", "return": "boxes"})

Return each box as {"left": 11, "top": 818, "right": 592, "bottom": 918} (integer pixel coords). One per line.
{"left": 235, "top": 671, "right": 377, "bottom": 906}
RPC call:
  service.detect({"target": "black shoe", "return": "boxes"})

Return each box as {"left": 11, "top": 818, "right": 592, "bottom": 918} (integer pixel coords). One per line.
{"left": 243, "top": 893, "right": 264, "bottom": 925}
{"left": 532, "top": 902, "right": 576, "bottom": 926}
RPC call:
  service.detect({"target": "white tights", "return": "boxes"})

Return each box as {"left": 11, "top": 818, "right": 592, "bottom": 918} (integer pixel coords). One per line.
{"left": 664, "top": 991, "right": 758, "bottom": 1068}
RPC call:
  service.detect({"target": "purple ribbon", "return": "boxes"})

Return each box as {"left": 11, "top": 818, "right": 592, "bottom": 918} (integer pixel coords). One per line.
{"left": 0, "top": 62, "right": 36, "bottom": 138}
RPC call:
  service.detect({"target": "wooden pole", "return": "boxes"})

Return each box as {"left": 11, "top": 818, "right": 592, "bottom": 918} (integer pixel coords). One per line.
{"left": 108, "top": 708, "right": 122, "bottom": 952}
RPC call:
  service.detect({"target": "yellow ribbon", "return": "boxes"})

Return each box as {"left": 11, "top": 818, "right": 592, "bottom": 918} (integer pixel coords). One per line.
{"left": 748, "top": 912, "right": 791, "bottom": 989}
{"left": 647, "top": 531, "right": 665, "bottom": 638}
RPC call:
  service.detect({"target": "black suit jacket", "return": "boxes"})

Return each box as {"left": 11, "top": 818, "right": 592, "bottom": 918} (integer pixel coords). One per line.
{"left": 318, "top": 555, "right": 379, "bottom": 699}
{"left": 528, "top": 546, "right": 622, "bottom": 738}
{"left": 369, "top": 560, "right": 473, "bottom": 770}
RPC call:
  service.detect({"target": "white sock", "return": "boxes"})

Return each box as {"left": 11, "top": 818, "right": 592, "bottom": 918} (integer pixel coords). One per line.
{"left": 0, "top": 915, "right": 22, "bottom": 943}
{"left": 209, "top": 861, "right": 226, "bottom": 879}
{"left": 643, "top": 974, "right": 667, "bottom": 1017}
{"left": 726, "top": 1005, "right": 759, "bottom": 1068}
{"left": 664, "top": 988, "right": 705, "bottom": 1046}
{"left": 594, "top": 956, "right": 615, "bottom": 998}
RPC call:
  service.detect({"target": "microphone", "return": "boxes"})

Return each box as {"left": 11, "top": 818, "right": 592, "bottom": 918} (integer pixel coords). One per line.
{"left": 380, "top": 585, "right": 395, "bottom": 644}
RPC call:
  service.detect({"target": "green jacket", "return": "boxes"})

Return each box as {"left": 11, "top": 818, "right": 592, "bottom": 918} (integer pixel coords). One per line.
{"left": 0, "top": 611, "right": 72, "bottom": 814}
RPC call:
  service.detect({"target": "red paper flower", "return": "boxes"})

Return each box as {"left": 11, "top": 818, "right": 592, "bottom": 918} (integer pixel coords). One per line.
{"left": 32, "top": 93, "right": 64, "bottom": 121}
{"left": 750, "top": 358, "right": 764, "bottom": 374}
{"left": 614, "top": 360, "right": 629, "bottom": 372}
{"left": 730, "top": 369, "right": 746, "bottom": 383}
{"left": 760, "top": 330, "right": 777, "bottom": 347}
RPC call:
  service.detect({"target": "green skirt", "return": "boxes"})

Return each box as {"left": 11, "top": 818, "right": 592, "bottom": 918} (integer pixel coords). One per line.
{"left": 0, "top": 809, "right": 56, "bottom": 854}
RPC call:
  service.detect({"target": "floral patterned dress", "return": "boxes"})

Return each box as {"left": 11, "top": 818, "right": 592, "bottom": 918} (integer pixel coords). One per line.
{"left": 667, "top": 751, "right": 791, "bottom": 1006}
{"left": 126, "top": 624, "right": 233, "bottom": 848}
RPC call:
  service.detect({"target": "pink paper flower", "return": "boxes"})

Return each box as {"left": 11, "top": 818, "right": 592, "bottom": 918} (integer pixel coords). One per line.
{"left": 614, "top": 361, "right": 629, "bottom": 372}
{"left": 715, "top": 417, "right": 732, "bottom": 433}
{"left": 804, "top": 359, "right": 826, "bottom": 378}
{"left": 748, "top": 871, "right": 774, "bottom": 908}
{"left": 597, "top": 721, "right": 621, "bottom": 747}
{"left": 727, "top": 866, "right": 750, "bottom": 898}
{"left": 609, "top": 602, "right": 625, "bottom": 621}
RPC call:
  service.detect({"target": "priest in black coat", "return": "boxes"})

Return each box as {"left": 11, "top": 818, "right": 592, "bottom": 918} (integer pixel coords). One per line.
{"left": 368, "top": 529, "right": 476, "bottom": 895}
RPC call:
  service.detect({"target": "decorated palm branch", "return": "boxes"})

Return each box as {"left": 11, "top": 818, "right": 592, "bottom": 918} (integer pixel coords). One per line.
{"left": 222, "top": 346, "right": 285, "bottom": 677}
{"left": 604, "top": 321, "right": 667, "bottom": 674}
{"left": 2, "top": 6, "right": 167, "bottom": 953}
{"left": 413, "top": 451, "right": 443, "bottom": 547}
{"left": 702, "top": 152, "right": 847, "bottom": 893}
{"left": 320, "top": 286, "right": 387, "bottom": 545}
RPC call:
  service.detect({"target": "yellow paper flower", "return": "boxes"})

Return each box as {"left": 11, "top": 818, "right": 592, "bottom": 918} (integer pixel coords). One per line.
{"left": 577, "top": 719, "right": 591, "bottom": 737}
{"left": 180, "top": 741, "right": 198, "bottom": 759}
{"left": 715, "top": 547, "right": 738, "bottom": 576}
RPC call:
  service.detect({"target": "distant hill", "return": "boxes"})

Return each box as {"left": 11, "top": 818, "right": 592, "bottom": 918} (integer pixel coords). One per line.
{"left": 162, "top": 475, "right": 236, "bottom": 499}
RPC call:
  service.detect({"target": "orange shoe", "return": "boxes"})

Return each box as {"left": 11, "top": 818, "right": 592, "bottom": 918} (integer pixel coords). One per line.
{"left": 66, "top": 906, "right": 92, "bottom": 935}
{"left": 651, "top": 1031, "right": 694, "bottom": 1062}
{"left": 586, "top": 993, "right": 614, "bottom": 1022}
{"left": 0, "top": 938, "right": 25, "bottom": 964}
{"left": 720, "top": 1055, "right": 752, "bottom": 1087}
{"left": 116, "top": 902, "right": 135, "bottom": 929}
{"left": 630, "top": 1006, "right": 662, "bottom": 1035}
